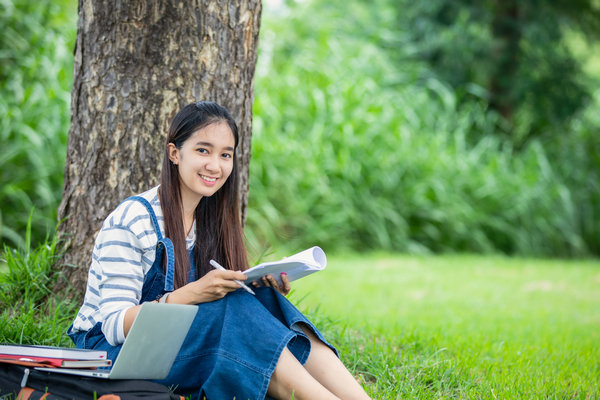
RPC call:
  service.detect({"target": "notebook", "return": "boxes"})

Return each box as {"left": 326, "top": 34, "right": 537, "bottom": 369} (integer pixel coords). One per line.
{"left": 36, "top": 302, "right": 197, "bottom": 379}
{"left": 243, "top": 246, "right": 327, "bottom": 286}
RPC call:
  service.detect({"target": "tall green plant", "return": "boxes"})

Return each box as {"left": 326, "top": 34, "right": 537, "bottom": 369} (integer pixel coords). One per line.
{"left": 544, "top": 93, "right": 600, "bottom": 255}
{"left": 0, "top": 215, "right": 76, "bottom": 345}
{"left": 0, "top": 0, "right": 76, "bottom": 249}
{"left": 3, "top": 0, "right": 597, "bottom": 258}
{"left": 247, "top": 0, "right": 597, "bottom": 257}
{"left": 387, "top": 0, "right": 600, "bottom": 145}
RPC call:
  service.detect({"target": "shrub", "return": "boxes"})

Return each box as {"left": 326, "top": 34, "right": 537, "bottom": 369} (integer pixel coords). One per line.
{"left": 0, "top": 0, "right": 76, "bottom": 249}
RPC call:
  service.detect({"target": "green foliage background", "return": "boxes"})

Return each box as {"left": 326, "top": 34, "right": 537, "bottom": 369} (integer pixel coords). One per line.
{"left": 393, "top": 0, "right": 600, "bottom": 144}
{"left": 1, "top": 0, "right": 599, "bottom": 258}
{"left": 0, "top": 2, "right": 598, "bottom": 396}
{"left": 0, "top": 0, "right": 76, "bottom": 249}
{"left": 247, "top": 0, "right": 600, "bottom": 257}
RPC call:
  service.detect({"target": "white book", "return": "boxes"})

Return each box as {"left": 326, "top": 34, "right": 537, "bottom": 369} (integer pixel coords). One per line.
{"left": 0, "top": 344, "right": 107, "bottom": 361}
{"left": 244, "top": 246, "right": 327, "bottom": 286}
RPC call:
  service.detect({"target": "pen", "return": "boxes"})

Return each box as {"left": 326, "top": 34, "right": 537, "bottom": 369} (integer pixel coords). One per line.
{"left": 209, "top": 259, "right": 256, "bottom": 295}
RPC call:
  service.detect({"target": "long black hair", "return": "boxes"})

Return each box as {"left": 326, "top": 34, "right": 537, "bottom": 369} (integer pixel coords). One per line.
{"left": 159, "top": 101, "right": 248, "bottom": 288}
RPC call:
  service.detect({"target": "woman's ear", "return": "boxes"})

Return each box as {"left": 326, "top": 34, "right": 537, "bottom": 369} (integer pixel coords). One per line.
{"left": 167, "top": 143, "right": 179, "bottom": 165}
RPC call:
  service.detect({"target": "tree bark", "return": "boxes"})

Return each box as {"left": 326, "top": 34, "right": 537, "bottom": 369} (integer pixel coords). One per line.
{"left": 57, "top": 0, "right": 261, "bottom": 297}
{"left": 488, "top": 0, "right": 521, "bottom": 125}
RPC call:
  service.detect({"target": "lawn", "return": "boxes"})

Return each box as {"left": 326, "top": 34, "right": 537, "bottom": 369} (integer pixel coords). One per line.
{"left": 290, "top": 253, "right": 600, "bottom": 399}
{"left": 2, "top": 248, "right": 598, "bottom": 398}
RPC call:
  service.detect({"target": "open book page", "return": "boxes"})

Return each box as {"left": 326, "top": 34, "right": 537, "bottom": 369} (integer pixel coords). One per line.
{"left": 244, "top": 246, "right": 327, "bottom": 286}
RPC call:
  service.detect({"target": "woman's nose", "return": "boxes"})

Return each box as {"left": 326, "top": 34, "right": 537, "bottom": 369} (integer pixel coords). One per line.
{"left": 205, "top": 155, "right": 220, "bottom": 172}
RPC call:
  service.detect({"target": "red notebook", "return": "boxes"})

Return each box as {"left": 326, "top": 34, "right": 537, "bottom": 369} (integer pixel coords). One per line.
{"left": 0, "top": 344, "right": 107, "bottom": 360}
{"left": 0, "top": 354, "right": 112, "bottom": 368}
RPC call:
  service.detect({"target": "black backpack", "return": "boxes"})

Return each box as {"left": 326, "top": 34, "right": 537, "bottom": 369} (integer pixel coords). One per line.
{"left": 0, "top": 363, "right": 184, "bottom": 400}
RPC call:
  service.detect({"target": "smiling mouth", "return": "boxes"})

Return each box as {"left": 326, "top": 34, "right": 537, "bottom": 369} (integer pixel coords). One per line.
{"left": 201, "top": 175, "right": 217, "bottom": 182}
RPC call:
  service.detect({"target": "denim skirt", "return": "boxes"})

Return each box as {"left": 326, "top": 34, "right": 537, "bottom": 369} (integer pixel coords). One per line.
{"left": 69, "top": 287, "right": 337, "bottom": 400}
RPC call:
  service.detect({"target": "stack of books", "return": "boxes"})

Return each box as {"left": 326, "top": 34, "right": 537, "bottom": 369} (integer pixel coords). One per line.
{"left": 0, "top": 344, "right": 111, "bottom": 369}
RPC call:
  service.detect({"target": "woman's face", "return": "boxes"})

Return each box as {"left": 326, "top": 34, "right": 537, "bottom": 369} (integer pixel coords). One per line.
{"left": 168, "top": 121, "right": 235, "bottom": 205}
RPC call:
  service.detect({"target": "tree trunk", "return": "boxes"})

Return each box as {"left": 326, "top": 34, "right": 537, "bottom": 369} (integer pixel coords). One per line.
{"left": 57, "top": 0, "right": 261, "bottom": 297}
{"left": 488, "top": 0, "right": 521, "bottom": 125}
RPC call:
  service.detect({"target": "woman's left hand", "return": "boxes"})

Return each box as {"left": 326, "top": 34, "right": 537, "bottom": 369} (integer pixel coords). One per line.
{"left": 252, "top": 273, "right": 291, "bottom": 296}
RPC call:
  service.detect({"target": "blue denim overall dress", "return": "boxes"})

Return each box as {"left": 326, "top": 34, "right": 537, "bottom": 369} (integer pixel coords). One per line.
{"left": 68, "top": 196, "right": 337, "bottom": 400}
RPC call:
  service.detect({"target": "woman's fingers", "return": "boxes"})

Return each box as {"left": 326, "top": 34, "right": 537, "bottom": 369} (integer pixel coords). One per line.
{"left": 214, "top": 269, "right": 247, "bottom": 281}
{"left": 262, "top": 275, "right": 279, "bottom": 289}
{"left": 257, "top": 273, "right": 291, "bottom": 296}
{"left": 221, "top": 279, "right": 243, "bottom": 290}
{"left": 279, "top": 272, "right": 291, "bottom": 295}
{"left": 178, "top": 268, "right": 256, "bottom": 304}
{"left": 195, "top": 270, "right": 248, "bottom": 299}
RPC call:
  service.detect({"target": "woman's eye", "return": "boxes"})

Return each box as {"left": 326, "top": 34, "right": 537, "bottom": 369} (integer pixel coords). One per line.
{"left": 197, "top": 148, "right": 208, "bottom": 154}
{"left": 222, "top": 153, "right": 233, "bottom": 159}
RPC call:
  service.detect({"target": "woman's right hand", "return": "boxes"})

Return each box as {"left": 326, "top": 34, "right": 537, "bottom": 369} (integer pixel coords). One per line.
{"left": 168, "top": 269, "right": 248, "bottom": 304}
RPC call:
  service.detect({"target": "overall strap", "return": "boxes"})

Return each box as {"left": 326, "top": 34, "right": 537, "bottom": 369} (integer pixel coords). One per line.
{"left": 126, "top": 196, "right": 163, "bottom": 241}
{"left": 125, "top": 195, "right": 175, "bottom": 292}
{"left": 157, "top": 238, "right": 175, "bottom": 292}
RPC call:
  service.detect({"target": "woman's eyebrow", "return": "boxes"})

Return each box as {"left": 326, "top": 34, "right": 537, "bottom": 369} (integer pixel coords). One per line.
{"left": 195, "top": 141, "right": 234, "bottom": 152}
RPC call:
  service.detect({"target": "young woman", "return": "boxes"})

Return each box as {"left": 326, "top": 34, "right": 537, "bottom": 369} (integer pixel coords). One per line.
{"left": 68, "top": 101, "right": 371, "bottom": 400}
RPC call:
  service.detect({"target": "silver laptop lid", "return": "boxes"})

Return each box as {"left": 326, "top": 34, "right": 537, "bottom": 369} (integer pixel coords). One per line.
{"left": 108, "top": 302, "right": 197, "bottom": 379}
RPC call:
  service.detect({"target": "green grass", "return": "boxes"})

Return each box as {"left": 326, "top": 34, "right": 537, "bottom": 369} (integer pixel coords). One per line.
{"left": 0, "top": 220, "right": 76, "bottom": 346}
{"left": 2, "top": 241, "right": 598, "bottom": 398}
{"left": 290, "top": 253, "right": 600, "bottom": 399}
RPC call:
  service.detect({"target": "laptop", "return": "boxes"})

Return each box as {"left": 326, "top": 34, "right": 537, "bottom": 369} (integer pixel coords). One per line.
{"left": 36, "top": 302, "right": 197, "bottom": 379}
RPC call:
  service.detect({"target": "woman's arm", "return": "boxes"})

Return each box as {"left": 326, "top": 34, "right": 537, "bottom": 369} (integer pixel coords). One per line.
{"left": 123, "top": 304, "right": 144, "bottom": 337}
{"left": 93, "top": 200, "right": 155, "bottom": 345}
{"left": 167, "top": 268, "right": 248, "bottom": 304}
{"left": 121, "top": 268, "right": 247, "bottom": 337}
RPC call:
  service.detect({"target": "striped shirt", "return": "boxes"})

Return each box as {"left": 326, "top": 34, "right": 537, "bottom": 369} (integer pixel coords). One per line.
{"left": 71, "top": 186, "right": 195, "bottom": 346}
